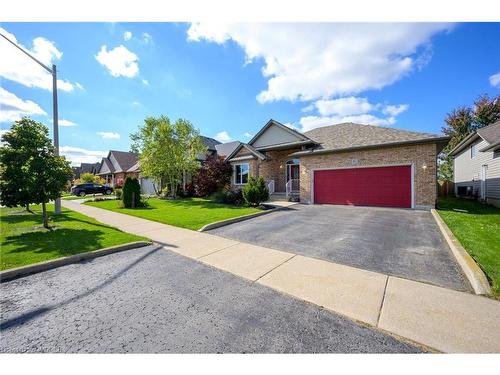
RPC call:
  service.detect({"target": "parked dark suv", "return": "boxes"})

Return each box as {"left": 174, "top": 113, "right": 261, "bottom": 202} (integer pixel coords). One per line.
{"left": 71, "top": 183, "right": 114, "bottom": 197}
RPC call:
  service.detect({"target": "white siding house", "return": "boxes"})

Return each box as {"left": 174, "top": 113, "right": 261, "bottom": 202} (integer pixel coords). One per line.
{"left": 450, "top": 121, "right": 500, "bottom": 207}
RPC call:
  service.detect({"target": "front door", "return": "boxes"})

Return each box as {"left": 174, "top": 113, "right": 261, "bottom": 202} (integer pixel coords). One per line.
{"left": 287, "top": 164, "right": 300, "bottom": 182}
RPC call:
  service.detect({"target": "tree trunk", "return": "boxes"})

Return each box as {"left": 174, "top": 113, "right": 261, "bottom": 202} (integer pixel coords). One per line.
{"left": 41, "top": 201, "right": 49, "bottom": 228}
{"left": 25, "top": 203, "right": 32, "bottom": 213}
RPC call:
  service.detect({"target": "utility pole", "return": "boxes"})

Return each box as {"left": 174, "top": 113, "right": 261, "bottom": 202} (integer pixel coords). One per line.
{"left": 52, "top": 64, "right": 61, "bottom": 214}
{"left": 1, "top": 32, "right": 62, "bottom": 214}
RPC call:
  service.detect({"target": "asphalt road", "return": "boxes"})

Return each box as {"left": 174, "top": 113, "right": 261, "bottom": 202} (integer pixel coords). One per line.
{"left": 0, "top": 245, "right": 420, "bottom": 353}
{"left": 211, "top": 204, "right": 470, "bottom": 291}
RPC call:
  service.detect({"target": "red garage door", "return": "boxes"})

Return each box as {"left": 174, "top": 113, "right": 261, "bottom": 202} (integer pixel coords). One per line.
{"left": 314, "top": 166, "right": 412, "bottom": 208}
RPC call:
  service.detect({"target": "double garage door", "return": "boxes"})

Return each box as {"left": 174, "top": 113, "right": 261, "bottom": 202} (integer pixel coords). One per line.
{"left": 313, "top": 165, "right": 412, "bottom": 208}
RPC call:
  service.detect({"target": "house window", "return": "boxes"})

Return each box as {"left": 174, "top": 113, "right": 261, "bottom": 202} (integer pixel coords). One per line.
{"left": 471, "top": 143, "right": 477, "bottom": 158}
{"left": 234, "top": 163, "right": 249, "bottom": 184}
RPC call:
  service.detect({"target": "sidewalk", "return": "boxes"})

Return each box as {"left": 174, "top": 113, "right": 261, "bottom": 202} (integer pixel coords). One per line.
{"left": 62, "top": 200, "right": 500, "bottom": 353}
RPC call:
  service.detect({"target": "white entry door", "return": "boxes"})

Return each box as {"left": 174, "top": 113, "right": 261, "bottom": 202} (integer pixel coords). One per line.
{"left": 480, "top": 165, "right": 488, "bottom": 200}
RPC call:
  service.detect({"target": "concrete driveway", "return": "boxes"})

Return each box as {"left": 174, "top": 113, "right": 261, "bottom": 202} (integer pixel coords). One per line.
{"left": 0, "top": 245, "right": 419, "bottom": 353}
{"left": 211, "top": 205, "right": 470, "bottom": 291}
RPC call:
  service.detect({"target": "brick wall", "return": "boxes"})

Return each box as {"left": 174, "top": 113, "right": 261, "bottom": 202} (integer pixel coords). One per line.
{"left": 299, "top": 143, "right": 438, "bottom": 208}
{"left": 258, "top": 149, "right": 300, "bottom": 192}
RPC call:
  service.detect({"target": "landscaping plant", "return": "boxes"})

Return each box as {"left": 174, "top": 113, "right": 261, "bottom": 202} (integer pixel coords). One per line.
{"left": 242, "top": 177, "right": 270, "bottom": 207}
{"left": 130, "top": 115, "right": 207, "bottom": 198}
{"left": 0, "top": 118, "right": 73, "bottom": 228}
{"left": 194, "top": 155, "right": 232, "bottom": 197}
{"left": 74, "top": 172, "right": 106, "bottom": 185}
{"left": 122, "top": 177, "right": 144, "bottom": 208}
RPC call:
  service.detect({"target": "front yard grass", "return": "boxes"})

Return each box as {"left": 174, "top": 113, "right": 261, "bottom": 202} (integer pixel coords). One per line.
{"left": 85, "top": 197, "right": 261, "bottom": 230}
{"left": 437, "top": 196, "right": 500, "bottom": 299}
{"left": 0, "top": 205, "right": 146, "bottom": 271}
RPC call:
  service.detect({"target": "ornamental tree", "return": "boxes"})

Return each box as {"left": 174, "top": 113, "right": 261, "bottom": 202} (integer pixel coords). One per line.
{"left": 0, "top": 117, "right": 73, "bottom": 228}
{"left": 194, "top": 155, "right": 232, "bottom": 197}
{"left": 130, "top": 115, "right": 207, "bottom": 198}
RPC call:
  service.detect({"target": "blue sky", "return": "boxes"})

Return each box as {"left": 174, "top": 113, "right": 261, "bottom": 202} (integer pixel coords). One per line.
{"left": 1, "top": 22, "right": 499, "bottom": 165}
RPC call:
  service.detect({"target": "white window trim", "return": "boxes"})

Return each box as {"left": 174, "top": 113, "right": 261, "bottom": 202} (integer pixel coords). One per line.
{"left": 234, "top": 163, "right": 250, "bottom": 185}
{"left": 471, "top": 143, "right": 477, "bottom": 159}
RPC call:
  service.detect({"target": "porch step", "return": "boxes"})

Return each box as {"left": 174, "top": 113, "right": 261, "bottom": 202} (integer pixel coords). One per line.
{"left": 270, "top": 193, "right": 287, "bottom": 201}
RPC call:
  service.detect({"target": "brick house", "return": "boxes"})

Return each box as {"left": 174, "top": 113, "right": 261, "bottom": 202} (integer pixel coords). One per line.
{"left": 225, "top": 119, "right": 449, "bottom": 209}
{"left": 96, "top": 150, "right": 140, "bottom": 187}
{"left": 95, "top": 137, "right": 234, "bottom": 193}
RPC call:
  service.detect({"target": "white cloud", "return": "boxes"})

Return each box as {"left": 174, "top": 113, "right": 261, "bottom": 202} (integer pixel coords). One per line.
{"left": 294, "top": 96, "right": 408, "bottom": 132}
{"left": 243, "top": 132, "right": 253, "bottom": 138}
{"left": 97, "top": 131, "right": 120, "bottom": 139}
{"left": 489, "top": 72, "right": 500, "bottom": 88}
{"left": 383, "top": 104, "right": 409, "bottom": 116}
{"left": 142, "top": 79, "right": 149, "bottom": 85}
{"left": 131, "top": 101, "right": 141, "bottom": 106}
{"left": 95, "top": 45, "right": 139, "bottom": 78}
{"left": 0, "top": 87, "right": 47, "bottom": 123}
{"left": 187, "top": 23, "right": 451, "bottom": 103}
{"left": 0, "top": 28, "right": 77, "bottom": 92}
{"left": 74, "top": 82, "right": 84, "bottom": 90}
{"left": 59, "top": 145, "right": 107, "bottom": 166}
{"left": 123, "top": 31, "right": 133, "bottom": 41}
{"left": 142, "top": 32, "right": 153, "bottom": 44}
{"left": 214, "top": 131, "right": 232, "bottom": 142}
{"left": 315, "top": 97, "right": 374, "bottom": 116}
{"left": 55, "top": 119, "right": 77, "bottom": 127}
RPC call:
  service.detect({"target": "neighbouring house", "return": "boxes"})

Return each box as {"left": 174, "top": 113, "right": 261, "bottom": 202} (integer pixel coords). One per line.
{"left": 225, "top": 119, "right": 449, "bottom": 210}
{"left": 97, "top": 150, "right": 140, "bottom": 187}
{"left": 95, "top": 136, "right": 227, "bottom": 194}
{"left": 449, "top": 120, "right": 500, "bottom": 207}
{"left": 72, "top": 162, "right": 101, "bottom": 180}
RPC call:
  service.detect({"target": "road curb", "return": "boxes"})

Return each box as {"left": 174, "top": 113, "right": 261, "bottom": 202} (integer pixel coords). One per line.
{"left": 198, "top": 205, "right": 293, "bottom": 232}
{"left": 430, "top": 209, "right": 491, "bottom": 295}
{"left": 0, "top": 241, "right": 152, "bottom": 282}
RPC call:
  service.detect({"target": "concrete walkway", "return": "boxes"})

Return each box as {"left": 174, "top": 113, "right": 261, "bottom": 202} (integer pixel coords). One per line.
{"left": 62, "top": 200, "right": 500, "bottom": 353}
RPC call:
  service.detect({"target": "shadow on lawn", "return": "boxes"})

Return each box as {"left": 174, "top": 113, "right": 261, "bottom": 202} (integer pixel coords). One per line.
{"left": 437, "top": 197, "right": 500, "bottom": 216}
{"left": 3, "top": 228, "right": 107, "bottom": 255}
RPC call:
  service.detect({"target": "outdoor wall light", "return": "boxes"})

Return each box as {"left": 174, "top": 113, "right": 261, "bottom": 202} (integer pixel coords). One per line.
{"left": 422, "top": 163, "right": 428, "bottom": 170}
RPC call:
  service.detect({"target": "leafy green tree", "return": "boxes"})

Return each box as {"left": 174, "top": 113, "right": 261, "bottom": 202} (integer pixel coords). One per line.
{"left": 121, "top": 177, "right": 143, "bottom": 208}
{"left": 439, "top": 94, "right": 500, "bottom": 180}
{"left": 75, "top": 172, "right": 105, "bottom": 185}
{"left": 130, "top": 115, "right": 207, "bottom": 197}
{"left": 0, "top": 117, "right": 73, "bottom": 228}
{"left": 242, "top": 176, "right": 270, "bottom": 207}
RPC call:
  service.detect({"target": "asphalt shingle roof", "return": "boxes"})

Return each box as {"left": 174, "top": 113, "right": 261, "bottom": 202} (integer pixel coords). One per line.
{"left": 215, "top": 141, "right": 241, "bottom": 157}
{"left": 477, "top": 120, "right": 500, "bottom": 144}
{"left": 108, "top": 150, "right": 139, "bottom": 172}
{"left": 201, "top": 136, "right": 221, "bottom": 151}
{"left": 303, "top": 122, "right": 446, "bottom": 152}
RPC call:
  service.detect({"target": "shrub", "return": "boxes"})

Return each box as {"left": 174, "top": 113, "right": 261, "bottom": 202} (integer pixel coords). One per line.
{"left": 194, "top": 156, "right": 232, "bottom": 197}
{"left": 178, "top": 182, "right": 195, "bottom": 198}
{"left": 122, "top": 177, "right": 143, "bottom": 208}
{"left": 209, "top": 190, "right": 226, "bottom": 204}
{"left": 224, "top": 188, "right": 244, "bottom": 206}
{"left": 74, "top": 173, "right": 106, "bottom": 185}
{"left": 114, "top": 188, "right": 122, "bottom": 199}
{"left": 242, "top": 177, "right": 269, "bottom": 207}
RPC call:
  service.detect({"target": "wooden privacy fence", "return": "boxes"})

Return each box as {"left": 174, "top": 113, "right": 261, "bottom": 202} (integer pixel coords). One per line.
{"left": 438, "top": 180, "right": 454, "bottom": 196}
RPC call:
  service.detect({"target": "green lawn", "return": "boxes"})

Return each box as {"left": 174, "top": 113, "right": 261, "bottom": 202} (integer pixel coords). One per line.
{"left": 0, "top": 205, "right": 146, "bottom": 271}
{"left": 437, "top": 196, "right": 500, "bottom": 299}
{"left": 85, "top": 197, "right": 261, "bottom": 230}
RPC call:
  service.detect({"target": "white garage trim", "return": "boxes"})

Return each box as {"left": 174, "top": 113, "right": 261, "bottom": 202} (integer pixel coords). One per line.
{"left": 310, "top": 163, "right": 415, "bottom": 209}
